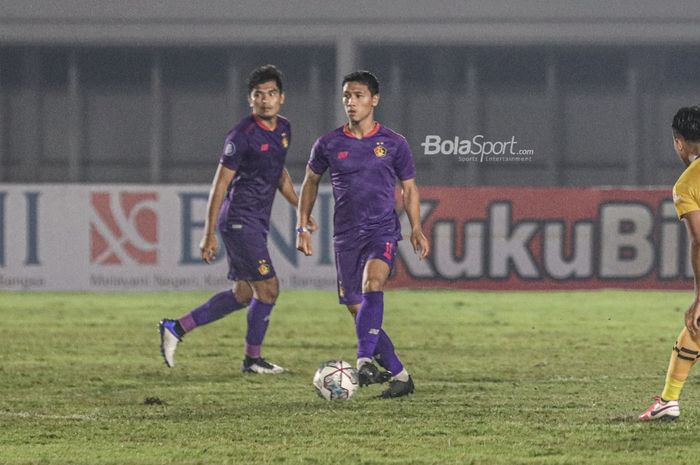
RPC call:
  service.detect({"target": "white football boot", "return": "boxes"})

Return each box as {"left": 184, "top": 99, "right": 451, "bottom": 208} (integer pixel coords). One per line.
{"left": 241, "top": 356, "right": 285, "bottom": 374}
{"left": 159, "top": 319, "right": 181, "bottom": 368}
{"left": 639, "top": 396, "right": 680, "bottom": 421}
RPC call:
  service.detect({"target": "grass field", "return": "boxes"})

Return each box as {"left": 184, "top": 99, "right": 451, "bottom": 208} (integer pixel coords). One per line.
{"left": 1, "top": 289, "right": 700, "bottom": 464}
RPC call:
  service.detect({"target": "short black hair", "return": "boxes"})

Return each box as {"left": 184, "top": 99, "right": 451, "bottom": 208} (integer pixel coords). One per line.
{"left": 247, "top": 64, "right": 283, "bottom": 94}
{"left": 672, "top": 106, "right": 700, "bottom": 142}
{"left": 342, "top": 70, "right": 379, "bottom": 95}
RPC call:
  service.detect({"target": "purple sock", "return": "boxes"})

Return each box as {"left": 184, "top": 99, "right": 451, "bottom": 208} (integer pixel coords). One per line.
{"left": 178, "top": 289, "right": 245, "bottom": 333}
{"left": 374, "top": 329, "right": 404, "bottom": 375}
{"left": 356, "top": 291, "right": 384, "bottom": 360}
{"left": 245, "top": 298, "right": 274, "bottom": 358}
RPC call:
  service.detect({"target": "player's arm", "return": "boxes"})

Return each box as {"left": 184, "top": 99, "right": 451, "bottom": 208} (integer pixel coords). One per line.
{"left": 278, "top": 168, "right": 317, "bottom": 232}
{"left": 684, "top": 210, "right": 700, "bottom": 335}
{"left": 296, "top": 165, "right": 322, "bottom": 256}
{"left": 199, "top": 164, "right": 235, "bottom": 264}
{"left": 277, "top": 168, "right": 298, "bottom": 206}
{"left": 399, "top": 178, "right": 430, "bottom": 260}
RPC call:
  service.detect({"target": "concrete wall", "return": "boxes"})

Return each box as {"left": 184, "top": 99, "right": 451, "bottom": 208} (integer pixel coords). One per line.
{"left": 4, "top": 1, "right": 700, "bottom": 45}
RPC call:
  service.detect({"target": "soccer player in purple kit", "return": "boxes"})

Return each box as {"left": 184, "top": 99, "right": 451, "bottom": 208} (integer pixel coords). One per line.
{"left": 296, "top": 70, "right": 430, "bottom": 398}
{"left": 159, "top": 65, "right": 315, "bottom": 374}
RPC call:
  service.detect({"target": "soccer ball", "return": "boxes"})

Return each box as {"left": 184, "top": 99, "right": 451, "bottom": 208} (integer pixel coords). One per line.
{"left": 312, "top": 360, "right": 359, "bottom": 401}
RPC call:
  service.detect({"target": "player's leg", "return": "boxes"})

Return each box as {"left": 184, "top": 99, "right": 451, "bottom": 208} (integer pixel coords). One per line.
{"left": 359, "top": 240, "right": 414, "bottom": 398}
{"left": 335, "top": 247, "right": 387, "bottom": 385}
{"left": 159, "top": 280, "right": 252, "bottom": 368}
{"left": 174, "top": 281, "right": 252, "bottom": 335}
{"left": 241, "top": 276, "right": 285, "bottom": 374}
{"left": 336, "top": 242, "right": 409, "bottom": 397}
{"left": 210, "top": 228, "right": 283, "bottom": 374}
{"left": 158, "top": 230, "right": 253, "bottom": 368}
{"left": 640, "top": 327, "right": 699, "bottom": 420}
{"left": 355, "top": 258, "right": 391, "bottom": 372}
{"left": 347, "top": 302, "right": 400, "bottom": 385}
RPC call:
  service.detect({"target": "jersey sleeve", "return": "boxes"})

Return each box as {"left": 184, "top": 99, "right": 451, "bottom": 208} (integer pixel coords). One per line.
{"left": 308, "top": 138, "right": 329, "bottom": 175}
{"left": 673, "top": 182, "right": 700, "bottom": 218}
{"left": 219, "top": 128, "right": 249, "bottom": 171}
{"left": 393, "top": 137, "right": 416, "bottom": 181}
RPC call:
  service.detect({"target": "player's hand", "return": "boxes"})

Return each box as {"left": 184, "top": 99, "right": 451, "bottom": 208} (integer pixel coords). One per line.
{"left": 685, "top": 298, "right": 700, "bottom": 336}
{"left": 306, "top": 215, "right": 319, "bottom": 233}
{"left": 199, "top": 234, "right": 218, "bottom": 264}
{"left": 410, "top": 228, "right": 430, "bottom": 260}
{"left": 296, "top": 230, "right": 313, "bottom": 256}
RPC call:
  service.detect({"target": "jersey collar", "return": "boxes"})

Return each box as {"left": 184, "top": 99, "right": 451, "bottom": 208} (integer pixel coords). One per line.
{"left": 342, "top": 122, "right": 381, "bottom": 139}
{"left": 253, "top": 114, "right": 277, "bottom": 132}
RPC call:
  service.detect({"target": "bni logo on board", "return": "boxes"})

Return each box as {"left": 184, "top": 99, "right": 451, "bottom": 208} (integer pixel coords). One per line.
{"left": 89, "top": 192, "right": 159, "bottom": 265}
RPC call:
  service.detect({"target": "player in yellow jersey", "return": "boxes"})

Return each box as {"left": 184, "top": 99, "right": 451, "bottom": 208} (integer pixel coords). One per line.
{"left": 640, "top": 106, "right": 700, "bottom": 421}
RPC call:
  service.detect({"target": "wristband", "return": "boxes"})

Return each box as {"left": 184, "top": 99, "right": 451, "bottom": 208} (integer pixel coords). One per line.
{"left": 296, "top": 226, "right": 309, "bottom": 234}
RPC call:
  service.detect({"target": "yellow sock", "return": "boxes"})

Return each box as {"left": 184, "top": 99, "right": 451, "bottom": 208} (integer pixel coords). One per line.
{"left": 662, "top": 376, "right": 685, "bottom": 401}
{"left": 661, "top": 327, "right": 700, "bottom": 401}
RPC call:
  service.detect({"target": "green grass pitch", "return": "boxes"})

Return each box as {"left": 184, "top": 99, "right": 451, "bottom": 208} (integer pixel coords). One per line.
{"left": 2, "top": 290, "right": 700, "bottom": 464}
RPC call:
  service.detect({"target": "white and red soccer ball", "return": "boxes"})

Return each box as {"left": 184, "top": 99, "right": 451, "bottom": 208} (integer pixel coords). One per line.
{"left": 312, "top": 360, "right": 359, "bottom": 400}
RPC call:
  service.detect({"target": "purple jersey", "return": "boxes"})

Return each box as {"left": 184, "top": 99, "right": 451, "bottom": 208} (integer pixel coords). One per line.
{"left": 218, "top": 114, "right": 291, "bottom": 233}
{"left": 308, "top": 123, "right": 416, "bottom": 251}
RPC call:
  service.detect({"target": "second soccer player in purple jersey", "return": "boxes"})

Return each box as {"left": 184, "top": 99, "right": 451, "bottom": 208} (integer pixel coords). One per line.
{"left": 158, "top": 65, "right": 315, "bottom": 374}
{"left": 297, "top": 70, "right": 431, "bottom": 398}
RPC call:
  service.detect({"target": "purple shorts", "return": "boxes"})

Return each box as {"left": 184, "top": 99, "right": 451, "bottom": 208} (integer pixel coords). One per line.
{"left": 219, "top": 227, "right": 276, "bottom": 282}
{"left": 334, "top": 237, "right": 398, "bottom": 305}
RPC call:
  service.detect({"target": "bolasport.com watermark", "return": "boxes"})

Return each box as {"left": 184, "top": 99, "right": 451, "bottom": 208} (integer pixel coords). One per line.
{"left": 420, "top": 135, "right": 534, "bottom": 163}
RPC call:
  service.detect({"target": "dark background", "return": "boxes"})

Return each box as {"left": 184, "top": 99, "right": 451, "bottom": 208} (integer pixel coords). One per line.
{"left": 1, "top": 0, "right": 699, "bottom": 187}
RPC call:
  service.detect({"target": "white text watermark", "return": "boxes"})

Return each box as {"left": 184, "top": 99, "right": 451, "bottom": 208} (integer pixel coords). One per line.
{"left": 420, "top": 135, "right": 534, "bottom": 162}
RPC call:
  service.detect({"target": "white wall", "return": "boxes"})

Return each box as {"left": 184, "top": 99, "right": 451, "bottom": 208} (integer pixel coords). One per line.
{"left": 0, "top": 184, "right": 337, "bottom": 291}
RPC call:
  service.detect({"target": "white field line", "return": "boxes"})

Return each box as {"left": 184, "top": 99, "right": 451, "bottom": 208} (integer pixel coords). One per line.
{"left": 0, "top": 411, "right": 96, "bottom": 421}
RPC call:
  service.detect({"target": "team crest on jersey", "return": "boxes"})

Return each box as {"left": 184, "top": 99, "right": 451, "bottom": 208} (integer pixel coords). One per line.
{"left": 281, "top": 133, "right": 289, "bottom": 148}
{"left": 373, "top": 142, "right": 387, "bottom": 158}
{"left": 258, "top": 259, "right": 271, "bottom": 276}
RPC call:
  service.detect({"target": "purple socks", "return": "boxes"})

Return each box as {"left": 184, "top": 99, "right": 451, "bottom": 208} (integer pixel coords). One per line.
{"left": 245, "top": 298, "right": 274, "bottom": 358}
{"left": 374, "top": 329, "right": 404, "bottom": 376}
{"left": 177, "top": 291, "right": 275, "bottom": 359}
{"left": 178, "top": 289, "right": 246, "bottom": 332}
{"left": 355, "top": 291, "right": 404, "bottom": 375}
{"left": 356, "top": 291, "right": 384, "bottom": 359}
